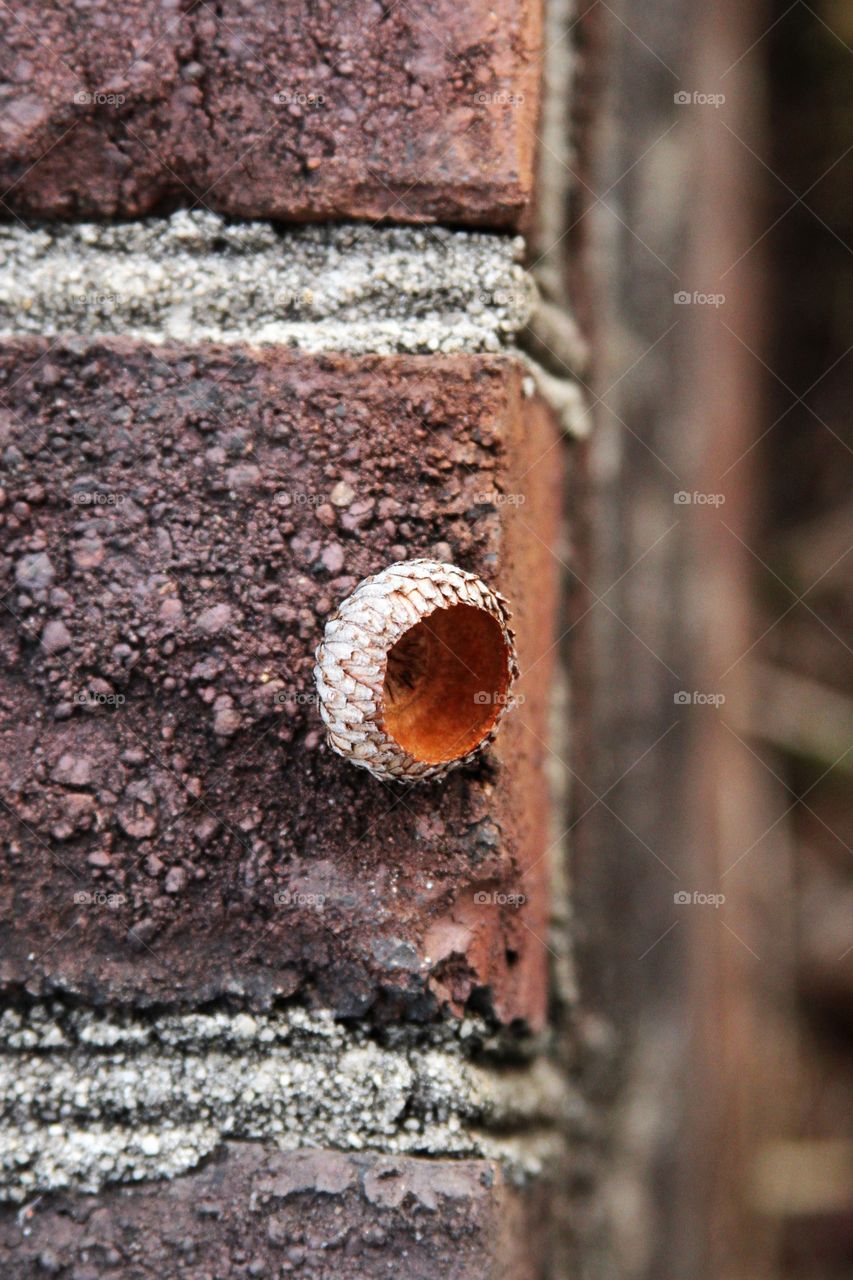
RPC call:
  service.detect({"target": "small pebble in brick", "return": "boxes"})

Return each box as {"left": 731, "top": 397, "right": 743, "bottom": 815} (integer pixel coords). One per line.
{"left": 41, "top": 620, "right": 71, "bottom": 653}
{"left": 197, "top": 604, "right": 233, "bottom": 635}
{"left": 321, "top": 543, "right": 345, "bottom": 573}
{"left": 329, "top": 481, "right": 356, "bottom": 508}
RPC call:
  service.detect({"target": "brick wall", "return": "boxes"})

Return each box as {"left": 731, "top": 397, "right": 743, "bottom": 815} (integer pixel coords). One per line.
{"left": 0, "top": 3, "right": 583, "bottom": 1277}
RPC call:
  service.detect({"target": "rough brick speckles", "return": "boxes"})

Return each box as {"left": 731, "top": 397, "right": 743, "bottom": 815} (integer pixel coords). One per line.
{"left": 0, "top": 0, "right": 542, "bottom": 228}
{"left": 0, "top": 343, "right": 562, "bottom": 1027}
{"left": 0, "top": 1146, "right": 552, "bottom": 1279}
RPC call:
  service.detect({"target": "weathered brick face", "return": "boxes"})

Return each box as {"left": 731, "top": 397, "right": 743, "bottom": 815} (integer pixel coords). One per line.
{"left": 0, "top": 1147, "right": 551, "bottom": 1279}
{"left": 0, "top": 0, "right": 541, "bottom": 227}
{"left": 0, "top": 1, "right": 570, "bottom": 1272}
{"left": 0, "top": 345, "right": 561, "bottom": 1027}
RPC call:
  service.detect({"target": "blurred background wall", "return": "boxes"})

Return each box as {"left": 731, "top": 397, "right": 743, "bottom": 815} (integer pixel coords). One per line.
{"left": 568, "top": 0, "right": 852, "bottom": 1276}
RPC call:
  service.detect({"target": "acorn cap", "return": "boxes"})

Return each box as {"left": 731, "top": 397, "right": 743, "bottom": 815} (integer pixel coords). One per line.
{"left": 314, "top": 559, "right": 519, "bottom": 781}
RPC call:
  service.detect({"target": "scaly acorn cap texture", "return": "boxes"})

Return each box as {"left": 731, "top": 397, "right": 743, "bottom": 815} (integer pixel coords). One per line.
{"left": 314, "top": 559, "right": 519, "bottom": 782}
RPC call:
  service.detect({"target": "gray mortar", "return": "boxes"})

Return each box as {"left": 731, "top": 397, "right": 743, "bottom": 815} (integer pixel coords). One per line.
{"left": 0, "top": 211, "right": 533, "bottom": 355}
{"left": 0, "top": 210, "right": 589, "bottom": 434}
{"left": 0, "top": 1003, "right": 573, "bottom": 1203}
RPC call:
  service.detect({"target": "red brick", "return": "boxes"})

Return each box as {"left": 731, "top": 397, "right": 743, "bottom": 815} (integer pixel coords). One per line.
{"left": 0, "top": 345, "right": 562, "bottom": 1027}
{"left": 0, "top": 1147, "right": 551, "bottom": 1279}
{"left": 0, "top": 0, "right": 542, "bottom": 229}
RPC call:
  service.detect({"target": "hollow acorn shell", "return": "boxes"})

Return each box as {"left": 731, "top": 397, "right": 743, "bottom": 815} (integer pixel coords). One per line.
{"left": 313, "top": 559, "right": 519, "bottom": 782}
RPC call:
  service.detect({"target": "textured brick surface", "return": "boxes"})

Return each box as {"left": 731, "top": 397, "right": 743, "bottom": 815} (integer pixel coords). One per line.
{"left": 0, "top": 0, "right": 542, "bottom": 229}
{"left": 0, "top": 1146, "right": 551, "bottom": 1279}
{"left": 0, "top": 345, "right": 562, "bottom": 1026}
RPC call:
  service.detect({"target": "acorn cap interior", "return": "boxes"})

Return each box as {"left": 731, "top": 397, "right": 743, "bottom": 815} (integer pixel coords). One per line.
{"left": 381, "top": 603, "right": 512, "bottom": 764}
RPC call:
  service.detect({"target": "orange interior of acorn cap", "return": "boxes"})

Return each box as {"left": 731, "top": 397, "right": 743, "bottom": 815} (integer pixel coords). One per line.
{"left": 381, "top": 604, "right": 512, "bottom": 764}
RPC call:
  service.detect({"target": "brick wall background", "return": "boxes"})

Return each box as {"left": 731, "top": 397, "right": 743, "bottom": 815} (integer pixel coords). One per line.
{"left": 0, "top": 2, "right": 582, "bottom": 1276}
{"left": 3, "top": 0, "right": 843, "bottom": 1278}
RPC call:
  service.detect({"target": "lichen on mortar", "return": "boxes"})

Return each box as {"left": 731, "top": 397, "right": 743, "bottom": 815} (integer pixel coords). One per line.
{"left": 0, "top": 1002, "right": 572, "bottom": 1203}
